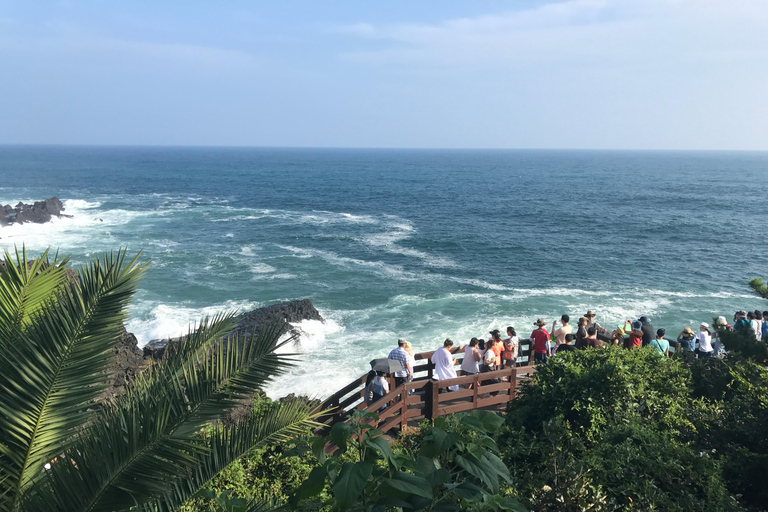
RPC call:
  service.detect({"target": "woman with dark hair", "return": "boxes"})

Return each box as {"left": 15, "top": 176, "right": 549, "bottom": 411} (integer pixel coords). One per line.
{"left": 575, "top": 317, "right": 588, "bottom": 349}
{"left": 461, "top": 338, "right": 481, "bottom": 376}
{"left": 502, "top": 326, "right": 518, "bottom": 368}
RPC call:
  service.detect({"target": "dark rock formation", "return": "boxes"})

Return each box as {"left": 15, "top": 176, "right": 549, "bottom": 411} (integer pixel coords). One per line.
{"left": 99, "top": 327, "right": 148, "bottom": 403}
{"left": 1, "top": 197, "right": 68, "bottom": 226}
{"left": 102, "top": 299, "right": 324, "bottom": 406}
{"left": 144, "top": 298, "right": 323, "bottom": 360}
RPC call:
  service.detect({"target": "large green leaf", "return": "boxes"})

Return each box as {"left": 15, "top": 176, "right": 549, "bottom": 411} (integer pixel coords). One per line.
{"left": 333, "top": 461, "right": 372, "bottom": 509}
{"left": 0, "top": 250, "right": 146, "bottom": 512}
{"left": 383, "top": 471, "right": 433, "bottom": 500}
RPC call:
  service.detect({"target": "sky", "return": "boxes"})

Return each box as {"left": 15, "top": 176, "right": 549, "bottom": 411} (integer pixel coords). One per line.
{"left": 1, "top": 0, "right": 767, "bottom": 150}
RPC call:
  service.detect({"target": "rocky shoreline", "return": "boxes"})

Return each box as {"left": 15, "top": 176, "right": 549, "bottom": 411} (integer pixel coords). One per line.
{"left": 0, "top": 197, "right": 70, "bottom": 227}
{"left": 104, "top": 299, "right": 324, "bottom": 404}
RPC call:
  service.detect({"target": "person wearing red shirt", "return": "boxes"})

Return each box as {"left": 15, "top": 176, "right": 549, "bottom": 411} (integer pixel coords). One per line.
{"left": 530, "top": 318, "right": 551, "bottom": 364}
{"left": 627, "top": 320, "right": 644, "bottom": 349}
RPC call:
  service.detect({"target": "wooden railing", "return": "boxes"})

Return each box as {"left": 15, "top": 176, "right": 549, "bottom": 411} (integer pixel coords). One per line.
{"left": 315, "top": 340, "right": 536, "bottom": 434}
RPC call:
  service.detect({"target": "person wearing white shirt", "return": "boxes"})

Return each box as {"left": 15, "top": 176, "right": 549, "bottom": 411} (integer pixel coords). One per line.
{"left": 694, "top": 322, "right": 713, "bottom": 359}
{"left": 431, "top": 338, "right": 459, "bottom": 392}
{"left": 460, "top": 338, "right": 481, "bottom": 375}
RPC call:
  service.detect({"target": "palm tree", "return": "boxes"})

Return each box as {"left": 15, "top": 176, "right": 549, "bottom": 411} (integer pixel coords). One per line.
{"left": 0, "top": 248, "right": 320, "bottom": 512}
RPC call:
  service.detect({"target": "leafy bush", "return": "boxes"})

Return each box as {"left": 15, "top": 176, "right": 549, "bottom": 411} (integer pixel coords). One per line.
{"left": 715, "top": 327, "right": 768, "bottom": 364}
{"left": 181, "top": 395, "right": 318, "bottom": 512}
{"left": 691, "top": 359, "right": 768, "bottom": 511}
{"left": 289, "top": 409, "right": 526, "bottom": 511}
{"left": 500, "top": 348, "right": 740, "bottom": 511}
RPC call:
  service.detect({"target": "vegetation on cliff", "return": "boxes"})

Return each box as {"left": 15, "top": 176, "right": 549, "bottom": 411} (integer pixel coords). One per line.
{"left": 0, "top": 248, "right": 319, "bottom": 512}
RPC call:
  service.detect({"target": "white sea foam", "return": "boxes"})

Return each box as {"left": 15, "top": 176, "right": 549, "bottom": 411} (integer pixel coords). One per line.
{"left": 250, "top": 263, "right": 277, "bottom": 274}
{"left": 277, "top": 244, "right": 423, "bottom": 281}
{"left": 126, "top": 299, "right": 259, "bottom": 347}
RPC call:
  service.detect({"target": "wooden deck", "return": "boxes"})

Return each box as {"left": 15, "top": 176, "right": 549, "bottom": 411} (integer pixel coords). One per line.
{"left": 314, "top": 341, "right": 537, "bottom": 435}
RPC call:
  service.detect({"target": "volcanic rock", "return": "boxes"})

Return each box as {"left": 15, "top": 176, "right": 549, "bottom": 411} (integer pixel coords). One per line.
{"left": 1, "top": 197, "right": 67, "bottom": 226}
{"left": 143, "top": 299, "right": 324, "bottom": 360}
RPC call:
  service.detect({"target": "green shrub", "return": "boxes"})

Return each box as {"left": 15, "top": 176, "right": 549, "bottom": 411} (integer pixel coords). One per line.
{"left": 500, "top": 348, "right": 741, "bottom": 511}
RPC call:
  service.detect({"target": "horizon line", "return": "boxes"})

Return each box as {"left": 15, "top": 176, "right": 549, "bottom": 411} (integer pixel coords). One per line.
{"left": 1, "top": 143, "right": 767, "bottom": 153}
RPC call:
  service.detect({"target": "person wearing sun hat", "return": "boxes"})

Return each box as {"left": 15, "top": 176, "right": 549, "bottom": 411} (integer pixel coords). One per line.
{"left": 530, "top": 318, "right": 551, "bottom": 364}
{"left": 675, "top": 327, "right": 696, "bottom": 353}
{"left": 585, "top": 310, "right": 614, "bottom": 343}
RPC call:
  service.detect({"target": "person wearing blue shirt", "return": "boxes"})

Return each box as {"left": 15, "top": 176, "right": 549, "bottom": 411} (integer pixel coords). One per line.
{"left": 649, "top": 328, "right": 670, "bottom": 356}
{"left": 676, "top": 327, "right": 696, "bottom": 353}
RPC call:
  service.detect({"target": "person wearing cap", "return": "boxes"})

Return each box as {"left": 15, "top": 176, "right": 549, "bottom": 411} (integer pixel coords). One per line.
{"left": 627, "top": 321, "right": 643, "bottom": 349}
{"left": 638, "top": 316, "right": 655, "bottom": 347}
{"left": 431, "top": 338, "right": 459, "bottom": 392}
{"left": 530, "top": 318, "right": 551, "bottom": 364}
{"left": 676, "top": 327, "right": 696, "bottom": 353}
{"left": 649, "top": 328, "right": 670, "bottom": 357}
{"left": 694, "top": 323, "right": 714, "bottom": 358}
{"left": 388, "top": 338, "right": 412, "bottom": 388}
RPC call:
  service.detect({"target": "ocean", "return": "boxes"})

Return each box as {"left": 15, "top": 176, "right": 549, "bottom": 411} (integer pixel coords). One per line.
{"left": 2, "top": 146, "right": 767, "bottom": 398}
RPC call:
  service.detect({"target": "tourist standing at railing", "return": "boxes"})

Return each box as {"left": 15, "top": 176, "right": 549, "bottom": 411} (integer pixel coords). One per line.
{"left": 575, "top": 317, "right": 588, "bottom": 348}
{"left": 461, "top": 338, "right": 481, "bottom": 376}
{"left": 489, "top": 330, "right": 503, "bottom": 367}
{"left": 628, "top": 321, "right": 644, "bottom": 349}
{"left": 388, "top": 338, "right": 412, "bottom": 388}
{"left": 531, "top": 318, "right": 551, "bottom": 364}
{"left": 404, "top": 341, "right": 416, "bottom": 384}
{"left": 552, "top": 315, "right": 572, "bottom": 349}
{"left": 431, "top": 338, "right": 459, "bottom": 392}
{"left": 695, "top": 323, "right": 714, "bottom": 359}
{"left": 639, "top": 316, "right": 655, "bottom": 347}
{"left": 502, "top": 327, "right": 518, "bottom": 368}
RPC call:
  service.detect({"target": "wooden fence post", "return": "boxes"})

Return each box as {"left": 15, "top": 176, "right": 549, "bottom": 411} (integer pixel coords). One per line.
{"left": 509, "top": 367, "right": 517, "bottom": 400}
{"left": 430, "top": 380, "right": 439, "bottom": 423}
{"left": 400, "top": 386, "right": 408, "bottom": 432}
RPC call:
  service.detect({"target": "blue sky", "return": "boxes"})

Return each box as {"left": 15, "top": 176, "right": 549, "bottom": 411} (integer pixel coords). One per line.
{"left": 1, "top": 0, "right": 767, "bottom": 149}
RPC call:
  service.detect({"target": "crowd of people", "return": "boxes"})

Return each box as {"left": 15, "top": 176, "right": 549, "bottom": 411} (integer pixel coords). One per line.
{"left": 364, "top": 309, "right": 767, "bottom": 401}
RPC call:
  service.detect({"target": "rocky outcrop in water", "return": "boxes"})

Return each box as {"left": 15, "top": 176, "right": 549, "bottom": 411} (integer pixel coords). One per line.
{"left": 143, "top": 298, "right": 323, "bottom": 360}
{"left": 103, "top": 299, "right": 324, "bottom": 402}
{"left": 0, "top": 197, "right": 69, "bottom": 226}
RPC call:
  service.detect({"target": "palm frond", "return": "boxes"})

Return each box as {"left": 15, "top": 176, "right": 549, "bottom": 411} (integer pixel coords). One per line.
{"left": 24, "top": 320, "right": 301, "bottom": 512}
{"left": 0, "top": 250, "right": 146, "bottom": 512}
{"left": 142, "top": 400, "right": 321, "bottom": 512}
{"left": 0, "top": 246, "right": 69, "bottom": 347}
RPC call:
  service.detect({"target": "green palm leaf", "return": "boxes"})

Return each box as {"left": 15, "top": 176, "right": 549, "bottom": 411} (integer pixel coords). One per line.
{"left": 0, "top": 246, "right": 69, "bottom": 347}
{"left": 0, "top": 250, "right": 146, "bottom": 512}
{"left": 141, "top": 400, "right": 322, "bottom": 512}
{"left": 24, "top": 321, "right": 301, "bottom": 512}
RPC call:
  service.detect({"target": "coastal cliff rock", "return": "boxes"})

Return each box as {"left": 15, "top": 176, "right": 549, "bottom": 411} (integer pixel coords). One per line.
{"left": 143, "top": 298, "right": 323, "bottom": 360}
{"left": 102, "top": 299, "right": 324, "bottom": 403}
{"left": 1, "top": 197, "right": 68, "bottom": 226}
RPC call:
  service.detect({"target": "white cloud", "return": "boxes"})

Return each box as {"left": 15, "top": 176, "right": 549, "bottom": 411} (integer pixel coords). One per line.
{"left": 337, "top": 0, "right": 768, "bottom": 69}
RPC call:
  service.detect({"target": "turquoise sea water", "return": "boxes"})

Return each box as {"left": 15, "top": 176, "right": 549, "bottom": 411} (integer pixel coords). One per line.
{"left": 2, "top": 146, "right": 767, "bottom": 397}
